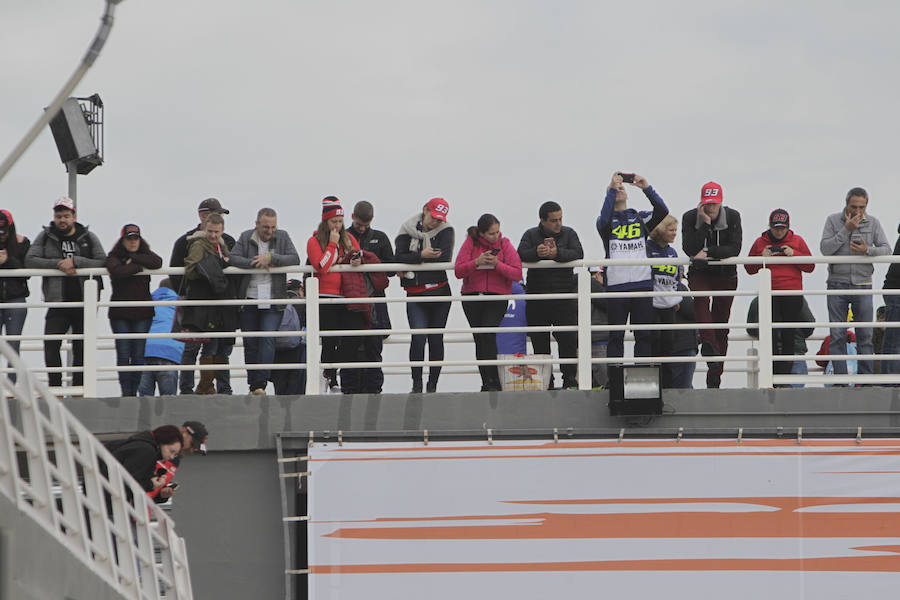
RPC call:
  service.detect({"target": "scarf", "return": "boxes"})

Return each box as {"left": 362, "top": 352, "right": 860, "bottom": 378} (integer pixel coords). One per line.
{"left": 398, "top": 214, "right": 451, "bottom": 253}
{"left": 695, "top": 205, "right": 729, "bottom": 231}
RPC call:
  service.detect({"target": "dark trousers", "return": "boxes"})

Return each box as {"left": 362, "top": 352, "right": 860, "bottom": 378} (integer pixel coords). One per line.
{"left": 688, "top": 271, "right": 738, "bottom": 387}
{"left": 406, "top": 294, "right": 452, "bottom": 384}
{"left": 606, "top": 296, "right": 654, "bottom": 359}
{"left": 44, "top": 307, "right": 84, "bottom": 387}
{"left": 179, "top": 341, "right": 233, "bottom": 394}
{"left": 462, "top": 294, "right": 508, "bottom": 390}
{"left": 772, "top": 295, "right": 803, "bottom": 377}
{"left": 271, "top": 344, "right": 306, "bottom": 395}
{"left": 653, "top": 307, "right": 676, "bottom": 388}
{"left": 320, "top": 304, "right": 366, "bottom": 392}
{"left": 526, "top": 297, "right": 577, "bottom": 386}
{"left": 109, "top": 318, "right": 152, "bottom": 396}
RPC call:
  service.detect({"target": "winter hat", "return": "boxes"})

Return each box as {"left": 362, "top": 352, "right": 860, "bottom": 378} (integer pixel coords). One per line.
{"left": 769, "top": 209, "right": 790, "bottom": 228}
{"left": 700, "top": 182, "right": 723, "bottom": 205}
{"left": 0, "top": 209, "right": 13, "bottom": 225}
{"left": 322, "top": 196, "right": 344, "bottom": 221}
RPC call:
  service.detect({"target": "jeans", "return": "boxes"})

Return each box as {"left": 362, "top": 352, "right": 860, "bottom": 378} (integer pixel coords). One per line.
{"left": 669, "top": 348, "right": 697, "bottom": 389}
{"left": 881, "top": 293, "right": 900, "bottom": 377}
{"left": 789, "top": 358, "right": 808, "bottom": 389}
{"left": 110, "top": 318, "right": 152, "bottom": 396}
{"left": 607, "top": 296, "right": 654, "bottom": 359}
{"left": 462, "top": 294, "right": 508, "bottom": 390}
{"left": 406, "top": 293, "right": 452, "bottom": 384}
{"left": 179, "top": 341, "right": 233, "bottom": 394}
{"left": 44, "top": 307, "right": 84, "bottom": 387}
{"left": 240, "top": 305, "right": 284, "bottom": 391}
{"left": 526, "top": 296, "right": 577, "bottom": 386}
{"left": 0, "top": 298, "right": 27, "bottom": 383}
{"left": 827, "top": 281, "right": 873, "bottom": 375}
{"left": 138, "top": 357, "right": 178, "bottom": 396}
{"left": 688, "top": 271, "right": 737, "bottom": 387}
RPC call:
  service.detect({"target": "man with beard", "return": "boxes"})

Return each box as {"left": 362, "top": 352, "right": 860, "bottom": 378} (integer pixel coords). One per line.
{"left": 25, "top": 197, "right": 105, "bottom": 387}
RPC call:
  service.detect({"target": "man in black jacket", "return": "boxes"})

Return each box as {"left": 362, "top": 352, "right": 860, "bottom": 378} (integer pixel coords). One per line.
{"left": 169, "top": 198, "right": 236, "bottom": 394}
{"left": 346, "top": 201, "right": 394, "bottom": 393}
{"left": 517, "top": 201, "right": 584, "bottom": 389}
{"left": 681, "top": 182, "right": 742, "bottom": 388}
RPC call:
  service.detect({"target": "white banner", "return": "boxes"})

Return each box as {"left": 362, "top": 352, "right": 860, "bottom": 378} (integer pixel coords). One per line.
{"left": 308, "top": 438, "right": 900, "bottom": 599}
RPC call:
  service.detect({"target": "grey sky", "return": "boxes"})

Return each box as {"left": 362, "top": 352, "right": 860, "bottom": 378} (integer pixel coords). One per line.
{"left": 2, "top": 1, "right": 899, "bottom": 392}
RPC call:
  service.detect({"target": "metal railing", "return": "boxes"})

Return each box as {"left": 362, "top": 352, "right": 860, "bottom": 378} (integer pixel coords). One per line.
{"left": 1, "top": 254, "right": 899, "bottom": 395}
{"left": 0, "top": 340, "right": 193, "bottom": 599}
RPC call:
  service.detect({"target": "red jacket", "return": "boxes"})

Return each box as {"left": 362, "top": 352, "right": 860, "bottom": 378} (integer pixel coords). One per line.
{"left": 306, "top": 232, "right": 360, "bottom": 296}
{"left": 454, "top": 234, "right": 522, "bottom": 294}
{"left": 745, "top": 229, "right": 814, "bottom": 290}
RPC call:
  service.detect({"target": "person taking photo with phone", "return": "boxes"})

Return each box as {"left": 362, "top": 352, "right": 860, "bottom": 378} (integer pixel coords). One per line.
{"left": 820, "top": 187, "right": 891, "bottom": 378}
{"left": 746, "top": 209, "right": 815, "bottom": 381}
{"left": 454, "top": 213, "right": 522, "bottom": 391}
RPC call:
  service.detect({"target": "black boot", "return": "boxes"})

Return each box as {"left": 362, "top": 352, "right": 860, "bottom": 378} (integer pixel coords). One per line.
{"left": 411, "top": 367, "right": 423, "bottom": 393}
{"left": 426, "top": 367, "right": 440, "bottom": 393}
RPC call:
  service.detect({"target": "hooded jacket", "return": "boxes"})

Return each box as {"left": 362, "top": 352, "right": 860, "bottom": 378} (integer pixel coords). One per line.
{"left": 25, "top": 222, "right": 106, "bottom": 301}
{"left": 182, "top": 230, "right": 238, "bottom": 332}
{"left": 110, "top": 430, "right": 162, "bottom": 492}
{"left": 144, "top": 286, "right": 185, "bottom": 363}
{"left": 454, "top": 234, "right": 522, "bottom": 295}
{"left": 745, "top": 229, "right": 815, "bottom": 290}
{"left": 306, "top": 231, "right": 361, "bottom": 296}
{"left": 106, "top": 238, "right": 163, "bottom": 321}
{"left": 820, "top": 209, "right": 891, "bottom": 284}
{"left": 0, "top": 234, "right": 30, "bottom": 301}
{"left": 229, "top": 228, "right": 301, "bottom": 305}
{"left": 517, "top": 224, "right": 583, "bottom": 293}
{"left": 883, "top": 223, "right": 900, "bottom": 290}
{"left": 681, "top": 206, "right": 742, "bottom": 278}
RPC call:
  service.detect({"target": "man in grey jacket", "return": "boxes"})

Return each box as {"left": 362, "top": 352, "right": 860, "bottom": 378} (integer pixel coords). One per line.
{"left": 25, "top": 197, "right": 106, "bottom": 387}
{"left": 820, "top": 187, "right": 892, "bottom": 376}
{"left": 229, "top": 208, "right": 301, "bottom": 395}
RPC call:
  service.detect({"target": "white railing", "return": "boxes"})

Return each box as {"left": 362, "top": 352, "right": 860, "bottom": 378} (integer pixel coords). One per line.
{"left": 1, "top": 254, "right": 899, "bottom": 395}
{"left": 0, "top": 340, "right": 193, "bottom": 599}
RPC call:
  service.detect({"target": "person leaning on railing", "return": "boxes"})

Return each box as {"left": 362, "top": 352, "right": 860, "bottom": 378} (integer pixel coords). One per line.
{"left": 138, "top": 279, "right": 184, "bottom": 397}
{"left": 25, "top": 197, "right": 106, "bottom": 388}
{"left": 597, "top": 172, "right": 669, "bottom": 361}
{"left": 105, "top": 224, "right": 163, "bottom": 397}
{"left": 182, "top": 213, "right": 239, "bottom": 395}
{"left": 681, "top": 182, "right": 742, "bottom": 389}
{"left": 745, "top": 209, "right": 815, "bottom": 382}
{"left": 395, "top": 197, "right": 455, "bottom": 394}
{"left": 308, "top": 197, "right": 364, "bottom": 394}
{"left": 882, "top": 222, "right": 900, "bottom": 378}
{"left": 454, "top": 213, "right": 523, "bottom": 392}
{"left": 819, "top": 187, "right": 892, "bottom": 378}
{"left": 647, "top": 214, "right": 683, "bottom": 388}
{"left": 0, "top": 209, "right": 30, "bottom": 382}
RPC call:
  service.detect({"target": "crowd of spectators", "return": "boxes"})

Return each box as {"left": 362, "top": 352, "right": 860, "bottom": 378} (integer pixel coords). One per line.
{"left": 1, "top": 180, "right": 899, "bottom": 396}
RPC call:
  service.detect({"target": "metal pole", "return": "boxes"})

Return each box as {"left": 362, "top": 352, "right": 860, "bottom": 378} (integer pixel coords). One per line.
{"left": 67, "top": 162, "right": 77, "bottom": 210}
{"left": 757, "top": 269, "right": 774, "bottom": 389}
{"left": 576, "top": 268, "right": 592, "bottom": 390}
{"left": 304, "top": 277, "right": 321, "bottom": 395}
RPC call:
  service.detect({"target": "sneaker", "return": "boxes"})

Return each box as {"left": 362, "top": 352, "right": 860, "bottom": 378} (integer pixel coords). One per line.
{"left": 250, "top": 388, "right": 266, "bottom": 396}
{"left": 562, "top": 379, "right": 578, "bottom": 390}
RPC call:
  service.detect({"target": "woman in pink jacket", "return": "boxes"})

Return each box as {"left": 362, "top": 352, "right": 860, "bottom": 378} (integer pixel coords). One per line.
{"left": 455, "top": 214, "right": 523, "bottom": 391}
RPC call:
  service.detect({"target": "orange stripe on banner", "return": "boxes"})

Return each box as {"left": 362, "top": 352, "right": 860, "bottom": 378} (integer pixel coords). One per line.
{"left": 310, "top": 546, "right": 900, "bottom": 574}
{"left": 502, "top": 496, "right": 900, "bottom": 507}
{"left": 310, "top": 450, "right": 900, "bottom": 463}
{"left": 324, "top": 497, "right": 900, "bottom": 540}
{"left": 326, "top": 439, "right": 900, "bottom": 453}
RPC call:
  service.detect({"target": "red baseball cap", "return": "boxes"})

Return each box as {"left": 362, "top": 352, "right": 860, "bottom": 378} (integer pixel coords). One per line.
{"left": 425, "top": 197, "right": 450, "bottom": 222}
{"left": 700, "top": 182, "right": 723, "bottom": 205}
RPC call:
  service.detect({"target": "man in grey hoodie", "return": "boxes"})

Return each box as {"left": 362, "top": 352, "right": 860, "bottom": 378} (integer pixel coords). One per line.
{"left": 25, "top": 197, "right": 105, "bottom": 387}
{"left": 820, "top": 187, "right": 892, "bottom": 376}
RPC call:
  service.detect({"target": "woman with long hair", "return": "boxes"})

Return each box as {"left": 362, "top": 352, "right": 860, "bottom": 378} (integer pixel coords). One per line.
{"left": 0, "top": 209, "right": 31, "bottom": 381}
{"left": 306, "top": 197, "right": 363, "bottom": 393}
{"left": 106, "top": 224, "right": 163, "bottom": 396}
{"left": 111, "top": 425, "right": 183, "bottom": 492}
{"left": 454, "top": 214, "right": 522, "bottom": 391}
{"left": 395, "top": 198, "right": 455, "bottom": 393}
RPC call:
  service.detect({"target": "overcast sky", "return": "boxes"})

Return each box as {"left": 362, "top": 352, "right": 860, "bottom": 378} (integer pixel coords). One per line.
{"left": 2, "top": 1, "right": 899, "bottom": 393}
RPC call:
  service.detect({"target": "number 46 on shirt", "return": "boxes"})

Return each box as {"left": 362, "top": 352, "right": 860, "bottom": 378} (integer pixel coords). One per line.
{"left": 611, "top": 223, "right": 642, "bottom": 240}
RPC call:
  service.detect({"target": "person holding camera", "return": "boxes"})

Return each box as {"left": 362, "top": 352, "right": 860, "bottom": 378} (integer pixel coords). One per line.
{"left": 454, "top": 213, "right": 522, "bottom": 392}
{"left": 746, "top": 209, "right": 814, "bottom": 379}
{"left": 597, "top": 172, "right": 669, "bottom": 360}
{"left": 820, "top": 187, "right": 891, "bottom": 377}
{"left": 0, "top": 209, "right": 31, "bottom": 380}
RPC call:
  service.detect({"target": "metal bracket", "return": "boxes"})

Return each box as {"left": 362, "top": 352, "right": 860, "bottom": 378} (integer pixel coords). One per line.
{"left": 618, "top": 428, "right": 625, "bottom": 444}
{"left": 857, "top": 426, "right": 863, "bottom": 444}
{"left": 487, "top": 428, "right": 493, "bottom": 445}
{"left": 338, "top": 430, "right": 343, "bottom": 447}
{"left": 796, "top": 427, "right": 803, "bottom": 445}
{"left": 423, "top": 429, "right": 429, "bottom": 446}
{"left": 308, "top": 430, "right": 314, "bottom": 448}
{"left": 737, "top": 427, "right": 743, "bottom": 444}
{"left": 553, "top": 428, "right": 558, "bottom": 444}
{"left": 676, "top": 427, "right": 684, "bottom": 443}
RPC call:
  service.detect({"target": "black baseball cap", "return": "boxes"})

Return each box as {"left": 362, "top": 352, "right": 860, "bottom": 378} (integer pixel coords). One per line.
{"left": 183, "top": 421, "right": 209, "bottom": 455}
{"left": 198, "top": 198, "right": 229, "bottom": 214}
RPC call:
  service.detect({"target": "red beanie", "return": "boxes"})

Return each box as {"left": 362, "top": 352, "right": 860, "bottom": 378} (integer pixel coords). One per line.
{"left": 322, "top": 196, "right": 344, "bottom": 222}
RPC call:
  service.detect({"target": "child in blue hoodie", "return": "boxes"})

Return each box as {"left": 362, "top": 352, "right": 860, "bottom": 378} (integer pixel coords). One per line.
{"left": 597, "top": 172, "right": 669, "bottom": 358}
{"left": 138, "top": 279, "right": 185, "bottom": 396}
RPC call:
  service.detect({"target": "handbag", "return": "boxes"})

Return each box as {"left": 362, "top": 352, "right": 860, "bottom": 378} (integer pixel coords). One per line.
{"left": 172, "top": 272, "right": 210, "bottom": 344}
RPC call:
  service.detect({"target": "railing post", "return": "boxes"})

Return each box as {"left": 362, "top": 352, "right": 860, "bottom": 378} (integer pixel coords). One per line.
{"left": 576, "top": 268, "right": 592, "bottom": 390}
{"left": 304, "top": 277, "right": 321, "bottom": 395}
{"left": 746, "top": 348, "right": 759, "bottom": 389}
{"left": 757, "top": 268, "right": 773, "bottom": 389}
{"left": 82, "top": 278, "right": 98, "bottom": 397}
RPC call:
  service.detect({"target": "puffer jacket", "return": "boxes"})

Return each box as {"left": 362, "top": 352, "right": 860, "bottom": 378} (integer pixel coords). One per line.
{"left": 106, "top": 238, "right": 163, "bottom": 321}
{"left": 25, "top": 222, "right": 105, "bottom": 301}
{"left": 454, "top": 234, "right": 522, "bottom": 294}
{"left": 0, "top": 235, "right": 30, "bottom": 301}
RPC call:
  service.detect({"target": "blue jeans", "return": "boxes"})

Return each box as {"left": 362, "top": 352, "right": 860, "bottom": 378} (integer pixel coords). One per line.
{"left": 881, "top": 293, "right": 900, "bottom": 377}
{"left": 789, "top": 358, "right": 808, "bottom": 388}
{"left": 406, "top": 295, "right": 452, "bottom": 382}
{"left": 0, "top": 298, "right": 27, "bottom": 383}
{"left": 668, "top": 348, "right": 697, "bottom": 389}
{"left": 138, "top": 357, "right": 178, "bottom": 396}
{"left": 827, "top": 282, "right": 873, "bottom": 375}
{"left": 240, "top": 305, "right": 284, "bottom": 391}
{"left": 110, "top": 318, "right": 152, "bottom": 396}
